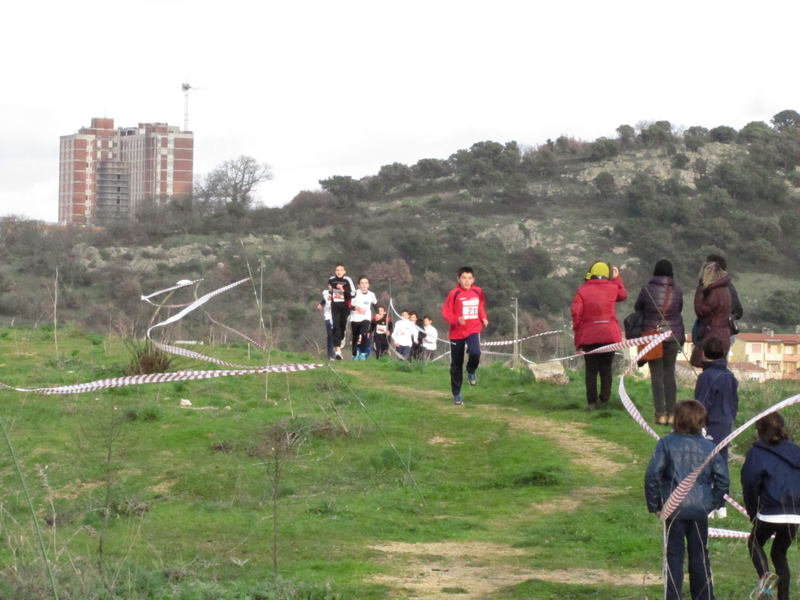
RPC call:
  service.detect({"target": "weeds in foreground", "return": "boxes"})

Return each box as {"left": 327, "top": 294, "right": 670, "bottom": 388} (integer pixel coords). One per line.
{"left": 122, "top": 339, "right": 173, "bottom": 375}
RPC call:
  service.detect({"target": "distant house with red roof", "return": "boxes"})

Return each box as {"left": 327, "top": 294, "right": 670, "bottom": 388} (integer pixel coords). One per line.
{"left": 684, "top": 329, "right": 800, "bottom": 381}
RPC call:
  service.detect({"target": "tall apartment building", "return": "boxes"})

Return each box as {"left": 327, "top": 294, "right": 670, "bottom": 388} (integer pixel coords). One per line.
{"left": 59, "top": 118, "right": 194, "bottom": 225}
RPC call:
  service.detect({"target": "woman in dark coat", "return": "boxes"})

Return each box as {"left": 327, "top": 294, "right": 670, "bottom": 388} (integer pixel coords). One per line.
{"left": 741, "top": 412, "right": 800, "bottom": 600}
{"left": 690, "top": 261, "right": 732, "bottom": 368}
{"left": 571, "top": 261, "right": 627, "bottom": 411}
{"left": 634, "top": 259, "right": 685, "bottom": 425}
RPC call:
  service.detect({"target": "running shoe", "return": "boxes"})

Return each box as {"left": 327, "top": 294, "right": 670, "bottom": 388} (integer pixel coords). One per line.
{"left": 467, "top": 373, "right": 477, "bottom": 386}
{"left": 751, "top": 572, "right": 779, "bottom": 600}
{"left": 453, "top": 394, "right": 463, "bottom": 405}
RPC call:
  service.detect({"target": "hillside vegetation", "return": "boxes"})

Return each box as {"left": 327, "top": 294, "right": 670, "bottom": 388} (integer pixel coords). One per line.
{"left": 0, "top": 111, "right": 798, "bottom": 352}
{"left": 1, "top": 325, "right": 799, "bottom": 599}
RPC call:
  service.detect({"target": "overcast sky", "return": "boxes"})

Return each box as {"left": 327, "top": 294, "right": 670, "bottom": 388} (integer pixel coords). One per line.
{"left": 2, "top": 0, "right": 798, "bottom": 222}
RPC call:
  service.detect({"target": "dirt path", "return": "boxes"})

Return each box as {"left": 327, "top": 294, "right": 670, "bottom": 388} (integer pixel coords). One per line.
{"left": 345, "top": 369, "right": 658, "bottom": 599}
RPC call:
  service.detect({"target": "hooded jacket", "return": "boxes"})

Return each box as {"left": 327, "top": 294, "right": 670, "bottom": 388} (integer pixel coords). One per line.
{"left": 634, "top": 276, "right": 685, "bottom": 344}
{"left": 694, "top": 359, "right": 738, "bottom": 428}
{"left": 741, "top": 439, "right": 800, "bottom": 521}
{"left": 571, "top": 276, "right": 627, "bottom": 350}
{"left": 691, "top": 275, "right": 733, "bottom": 367}
{"left": 645, "top": 432, "right": 729, "bottom": 520}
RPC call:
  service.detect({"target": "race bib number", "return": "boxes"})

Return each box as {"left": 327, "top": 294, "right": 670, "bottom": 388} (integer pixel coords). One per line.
{"left": 461, "top": 298, "right": 479, "bottom": 320}
{"left": 332, "top": 289, "right": 345, "bottom": 302}
{"left": 356, "top": 306, "right": 367, "bottom": 315}
{"left": 376, "top": 325, "right": 387, "bottom": 335}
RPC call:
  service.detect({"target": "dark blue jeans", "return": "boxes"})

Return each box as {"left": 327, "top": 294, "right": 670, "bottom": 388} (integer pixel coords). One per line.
{"left": 665, "top": 518, "right": 713, "bottom": 600}
{"left": 450, "top": 333, "right": 481, "bottom": 396}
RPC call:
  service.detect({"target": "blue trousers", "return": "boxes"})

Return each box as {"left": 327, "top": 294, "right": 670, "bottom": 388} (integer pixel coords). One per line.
{"left": 665, "top": 518, "right": 713, "bottom": 600}
{"left": 450, "top": 333, "right": 481, "bottom": 396}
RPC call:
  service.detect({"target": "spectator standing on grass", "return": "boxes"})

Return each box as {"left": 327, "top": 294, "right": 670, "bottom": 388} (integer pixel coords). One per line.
{"left": 441, "top": 266, "right": 488, "bottom": 406}
{"left": 316, "top": 289, "right": 335, "bottom": 360}
{"left": 645, "top": 400, "right": 729, "bottom": 600}
{"left": 634, "top": 258, "right": 685, "bottom": 425}
{"left": 327, "top": 263, "right": 355, "bottom": 360}
{"left": 741, "top": 412, "right": 800, "bottom": 600}
{"left": 571, "top": 261, "right": 627, "bottom": 411}
{"left": 694, "top": 336, "right": 739, "bottom": 463}
{"left": 706, "top": 253, "right": 743, "bottom": 346}
{"left": 349, "top": 276, "right": 377, "bottom": 361}
{"left": 690, "top": 260, "right": 732, "bottom": 368}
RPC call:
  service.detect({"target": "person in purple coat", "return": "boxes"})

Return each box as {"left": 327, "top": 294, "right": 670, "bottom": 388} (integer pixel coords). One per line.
{"left": 635, "top": 259, "right": 685, "bottom": 425}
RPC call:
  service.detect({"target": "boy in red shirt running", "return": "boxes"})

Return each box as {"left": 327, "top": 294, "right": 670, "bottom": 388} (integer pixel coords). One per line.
{"left": 441, "top": 266, "right": 488, "bottom": 405}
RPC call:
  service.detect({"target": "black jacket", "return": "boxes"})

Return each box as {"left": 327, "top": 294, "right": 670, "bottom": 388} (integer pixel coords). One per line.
{"left": 741, "top": 439, "right": 800, "bottom": 521}
{"left": 634, "top": 276, "right": 685, "bottom": 344}
{"left": 645, "top": 433, "right": 729, "bottom": 520}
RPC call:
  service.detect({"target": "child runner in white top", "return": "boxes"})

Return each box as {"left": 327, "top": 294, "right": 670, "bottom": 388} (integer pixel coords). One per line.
{"left": 392, "top": 310, "right": 417, "bottom": 360}
{"left": 350, "top": 276, "right": 377, "bottom": 360}
{"left": 422, "top": 316, "right": 438, "bottom": 361}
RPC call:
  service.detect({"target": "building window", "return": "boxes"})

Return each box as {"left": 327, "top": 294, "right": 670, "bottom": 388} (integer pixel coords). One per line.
{"left": 752, "top": 344, "right": 762, "bottom": 353}
{"left": 768, "top": 363, "right": 780, "bottom": 373}
{"left": 786, "top": 346, "right": 796, "bottom": 355}
{"left": 769, "top": 344, "right": 780, "bottom": 353}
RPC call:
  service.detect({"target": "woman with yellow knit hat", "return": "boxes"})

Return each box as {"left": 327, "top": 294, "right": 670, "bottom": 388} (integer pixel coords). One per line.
{"left": 571, "top": 261, "right": 627, "bottom": 410}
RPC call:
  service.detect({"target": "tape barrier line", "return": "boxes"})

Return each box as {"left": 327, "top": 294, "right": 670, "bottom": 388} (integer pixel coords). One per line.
{"left": 481, "top": 331, "right": 564, "bottom": 347}
{"left": 0, "top": 364, "right": 322, "bottom": 395}
{"left": 546, "top": 332, "right": 671, "bottom": 363}
{"left": 661, "top": 392, "right": 800, "bottom": 521}
{"left": 613, "top": 333, "right": 752, "bottom": 534}
{"left": 204, "top": 311, "right": 266, "bottom": 350}
{"left": 708, "top": 527, "right": 750, "bottom": 539}
{"left": 0, "top": 278, "right": 322, "bottom": 395}
{"left": 140, "top": 278, "right": 202, "bottom": 305}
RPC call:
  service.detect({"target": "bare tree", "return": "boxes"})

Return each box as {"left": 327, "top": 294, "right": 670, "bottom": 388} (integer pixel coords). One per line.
{"left": 195, "top": 156, "right": 273, "bottom": 208}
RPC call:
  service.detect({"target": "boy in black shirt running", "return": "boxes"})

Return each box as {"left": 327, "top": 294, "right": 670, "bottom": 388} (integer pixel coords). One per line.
{"left": 327, "top": 263, "right": 355, "bottom": 360}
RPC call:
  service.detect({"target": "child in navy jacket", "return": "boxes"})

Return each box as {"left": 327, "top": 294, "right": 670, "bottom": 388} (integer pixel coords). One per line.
{"left": 694, "top": 336, "right": 739, "bottom": 461}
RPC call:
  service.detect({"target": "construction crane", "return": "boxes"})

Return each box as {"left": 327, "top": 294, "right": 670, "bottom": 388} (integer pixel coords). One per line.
{"left": 181, "top": 81, "right": 201, "bottom": 132}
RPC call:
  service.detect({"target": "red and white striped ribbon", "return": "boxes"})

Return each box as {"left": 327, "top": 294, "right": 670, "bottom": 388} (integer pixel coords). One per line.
{"left": 0, "top": 278, "right": 323, "bottom": 395}
{"left": 708, "top": 527, "right": 750, "bottom": 539}
{"left": 481, "top": 331, "right": 563, "bottom": 347}
{"left": 661, "top": 392, "right": 800, "bottom": 520}
{"left": 615, "top": 333, "right": 752, "bottom": 523}
{"left": 547, "top": 331, "right": 671, "bottom": 362}
{"left": 0, "top": 363, "right": 322, "bottom": 395}
{"left": 140, "top": 278, "right": 203, "bottom": 305}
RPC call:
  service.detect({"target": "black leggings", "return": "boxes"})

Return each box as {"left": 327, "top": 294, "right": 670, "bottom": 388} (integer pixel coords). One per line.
{"left": 350, "top": 320, "right": 370, "bottom": 356}
{"left": 749, "top": 519, "right": 798, "bottom": 600}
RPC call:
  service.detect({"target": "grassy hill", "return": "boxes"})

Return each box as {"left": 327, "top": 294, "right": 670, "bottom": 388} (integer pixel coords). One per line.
{"left": 0, "top": 115, "right": 798, "bottom": 349}
{"left": 1, "top": 324, "right": 799, "bottom": 599}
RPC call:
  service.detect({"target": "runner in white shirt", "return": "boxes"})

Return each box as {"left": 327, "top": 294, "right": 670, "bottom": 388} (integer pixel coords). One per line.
{"left": 422, "top": 315, "right": 439, "bottom": 362}
{"left": 350, "top": 276, "right": 377, "bottom": 361}
{"left": 392, "top": 310, "right": 417, "bottom": 360}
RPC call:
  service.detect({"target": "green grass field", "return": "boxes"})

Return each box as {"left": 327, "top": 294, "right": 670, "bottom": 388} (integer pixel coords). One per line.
{"left": 1, "top": 325, "right": 799, "bottom": 599}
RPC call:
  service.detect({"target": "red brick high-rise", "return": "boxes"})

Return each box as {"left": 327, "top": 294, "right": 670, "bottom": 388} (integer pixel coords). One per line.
{"left": 58, "top": 118, "right": 194, "bottom": 225}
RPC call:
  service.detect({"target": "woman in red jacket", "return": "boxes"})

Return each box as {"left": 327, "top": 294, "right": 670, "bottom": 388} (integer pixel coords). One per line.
{"left": 571, "top": 261, "right": 627, "bottom": 411}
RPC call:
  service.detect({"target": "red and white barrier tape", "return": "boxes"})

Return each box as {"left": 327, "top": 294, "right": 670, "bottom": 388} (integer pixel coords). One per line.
{"left": 481, "top": 331, "right": 563, "bottom": 347}
{"left": 0, "top": 278, "right": 322, "bottom": 395}
{"left": 140, "top": 278, "right": 202, "bottom": 305}
{"left": 0, "top": 364, "right": 322, "bottom": 395}
{"left": 612, "top": 332, "right": 753, "bottom": 530}
{"left": 661, "top": 392, "right": 800, "bottom": 520}
{"left": 708, "top": 527, "right": 750, "bottom": 539}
